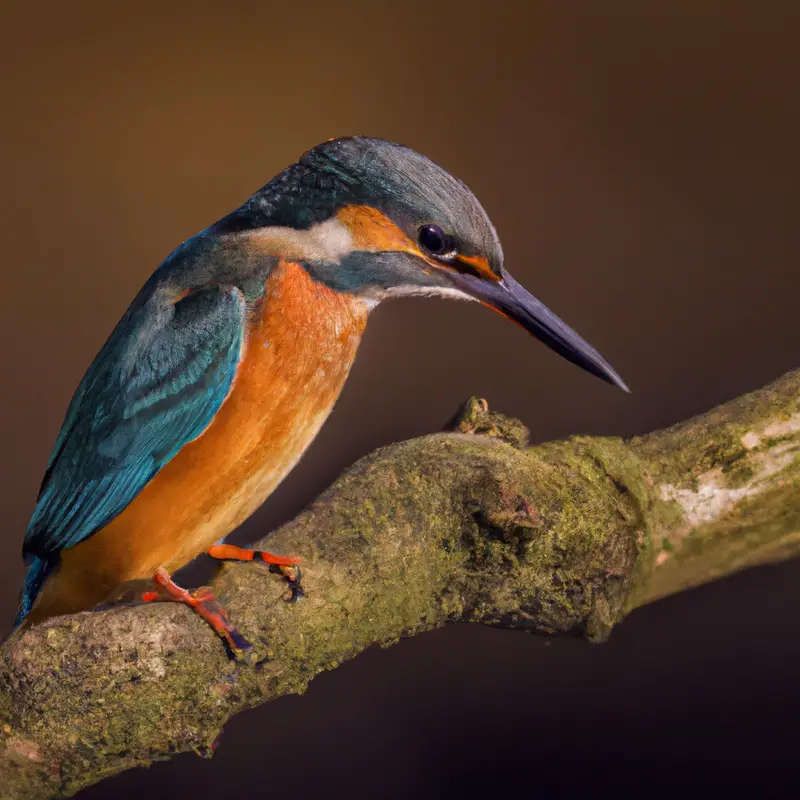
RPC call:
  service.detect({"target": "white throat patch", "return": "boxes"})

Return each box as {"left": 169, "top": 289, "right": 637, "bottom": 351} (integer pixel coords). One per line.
{"left": 248, "top": 217, "right": 354, "bottom": 264}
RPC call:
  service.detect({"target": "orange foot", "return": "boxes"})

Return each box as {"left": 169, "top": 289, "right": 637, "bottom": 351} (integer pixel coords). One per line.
{"left": 207, "top": 543, "right": 304, "bottom": 603}
{"left": 141, "top": 567, "right": 253, "bottom": 660}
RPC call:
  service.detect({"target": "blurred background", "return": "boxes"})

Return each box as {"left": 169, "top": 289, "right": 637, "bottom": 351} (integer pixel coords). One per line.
{"left": 1, "top": 1, "right": 800, "bottom": 795}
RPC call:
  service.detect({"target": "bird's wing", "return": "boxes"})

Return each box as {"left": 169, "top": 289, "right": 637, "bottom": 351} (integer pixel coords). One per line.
{"left": 24, "top": 284, "right": 247, "bottom": 557}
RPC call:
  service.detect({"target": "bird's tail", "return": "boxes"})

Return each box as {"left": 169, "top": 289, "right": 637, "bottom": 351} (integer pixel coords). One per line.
{"left": 14, "top": 554, "right": 59, "bottom": 629}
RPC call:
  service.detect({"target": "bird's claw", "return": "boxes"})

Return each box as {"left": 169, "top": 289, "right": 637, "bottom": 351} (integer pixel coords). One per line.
{"left": 206, "top": 544, "right": 304, "bottom": 602}
{"left": 269, "top": 562, "right": 304, "bottom": 602}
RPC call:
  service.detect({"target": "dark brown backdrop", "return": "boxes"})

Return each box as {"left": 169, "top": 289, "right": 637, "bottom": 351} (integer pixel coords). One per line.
{"left": 2, "top": 1, "right": 799, "bottom": 796}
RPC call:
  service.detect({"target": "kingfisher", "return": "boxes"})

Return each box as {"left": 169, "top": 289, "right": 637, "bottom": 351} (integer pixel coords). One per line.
{"left": 14, "top": 137, "right": 628, "bottom": 657}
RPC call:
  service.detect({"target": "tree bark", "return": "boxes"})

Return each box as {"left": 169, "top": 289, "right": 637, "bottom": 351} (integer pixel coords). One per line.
{"left": 2, "top": 368, "right": 800, "bottom": 798}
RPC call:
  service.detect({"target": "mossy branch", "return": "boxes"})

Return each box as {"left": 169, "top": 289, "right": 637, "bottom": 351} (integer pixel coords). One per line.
{"left": 3, "top": 369, "right": 800, "bottom": 798}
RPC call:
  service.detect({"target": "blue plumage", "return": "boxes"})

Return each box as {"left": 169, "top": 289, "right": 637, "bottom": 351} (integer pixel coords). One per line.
{"left": 16, "top": 284, "right": 246, "bottom": 625}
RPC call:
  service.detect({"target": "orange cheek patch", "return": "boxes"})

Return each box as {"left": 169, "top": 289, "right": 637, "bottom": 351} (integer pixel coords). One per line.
{"left": 335, "top": 205, "right": 422, "bottom": 255}
{"left": 335, "top": 205, "right": 498, "bottom": 283}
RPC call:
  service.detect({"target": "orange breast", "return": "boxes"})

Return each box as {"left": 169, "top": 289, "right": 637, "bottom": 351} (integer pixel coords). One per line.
{"left": 32, "top": 262, "right": 369, "bottom": 621}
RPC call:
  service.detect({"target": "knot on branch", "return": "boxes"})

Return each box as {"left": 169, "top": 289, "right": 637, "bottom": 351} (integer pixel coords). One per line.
{"left": 453, "top": 439, "right": 645, "bottom": 645}
{"left": 445, "top": 397, "right": 530, "bottom": 449}
{"left": 468, "top": 490, "right": 543, "bottom": 557}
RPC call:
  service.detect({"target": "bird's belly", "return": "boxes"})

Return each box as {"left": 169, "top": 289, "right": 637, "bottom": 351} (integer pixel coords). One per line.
{"left": 127, "top": 394, "right": 339, "bottom": 575}
{"left": 56, "top": 261, "right": 369, "bottom": 597}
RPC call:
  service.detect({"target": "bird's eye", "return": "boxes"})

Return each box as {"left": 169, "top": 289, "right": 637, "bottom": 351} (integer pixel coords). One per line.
{"left": 418, "top": 225, "right": 454, "bottom": 258}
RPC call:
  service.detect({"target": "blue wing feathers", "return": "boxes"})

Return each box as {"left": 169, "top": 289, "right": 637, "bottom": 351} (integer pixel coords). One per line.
{"left": 23, "top": 285, "right": 245, "bottom": 565}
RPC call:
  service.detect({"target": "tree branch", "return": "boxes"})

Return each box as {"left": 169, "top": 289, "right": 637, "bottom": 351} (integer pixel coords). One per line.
{"left": 3, "top": 369, "right": 800, "bottom": 798}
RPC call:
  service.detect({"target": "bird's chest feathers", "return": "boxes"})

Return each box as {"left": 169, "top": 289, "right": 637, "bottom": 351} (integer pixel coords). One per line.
{"left": 197, "top": 261, "right": 368, "bottom": 522}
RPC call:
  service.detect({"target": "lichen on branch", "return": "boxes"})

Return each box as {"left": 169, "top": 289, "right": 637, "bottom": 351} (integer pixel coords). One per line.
{"left": 2, "top": 369, "right": 800, "bottom": 799}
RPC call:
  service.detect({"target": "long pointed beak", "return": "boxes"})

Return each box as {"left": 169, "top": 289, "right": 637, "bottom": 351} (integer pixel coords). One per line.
{"left": 449, "top": 267, "right": 630, "bottom": 392}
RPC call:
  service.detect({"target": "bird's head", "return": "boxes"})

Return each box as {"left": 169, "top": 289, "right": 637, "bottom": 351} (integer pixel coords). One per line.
{"left": 220, "top": 136, "right": 628, "bottom": 391}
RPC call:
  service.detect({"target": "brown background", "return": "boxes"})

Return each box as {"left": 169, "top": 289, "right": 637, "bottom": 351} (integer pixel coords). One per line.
{"left": 2, "top": 1, "right": 800, "bottom": 796}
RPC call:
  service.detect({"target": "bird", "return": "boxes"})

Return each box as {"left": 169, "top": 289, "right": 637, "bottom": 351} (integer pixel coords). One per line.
{"left": 14, "top": 136, "right": 628, "bottom": 657}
